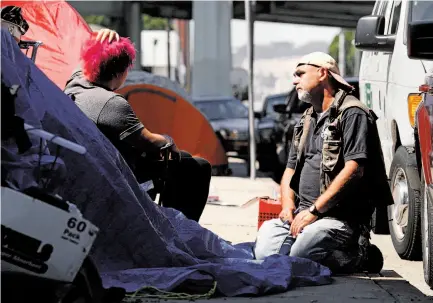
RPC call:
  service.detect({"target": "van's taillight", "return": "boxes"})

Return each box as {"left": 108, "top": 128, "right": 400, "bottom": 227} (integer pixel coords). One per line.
{"left": 419, "top": 84, "right": 431, "bottom": 92}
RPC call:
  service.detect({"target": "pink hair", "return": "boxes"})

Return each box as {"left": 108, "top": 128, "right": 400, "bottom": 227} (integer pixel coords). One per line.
{"left": 80, "top": 34, "right": 136, "bottom": 83}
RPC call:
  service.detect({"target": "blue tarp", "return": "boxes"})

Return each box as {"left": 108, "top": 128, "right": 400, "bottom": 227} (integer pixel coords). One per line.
{"left": 1, "top": 28, "right": 332, "bottom": 296}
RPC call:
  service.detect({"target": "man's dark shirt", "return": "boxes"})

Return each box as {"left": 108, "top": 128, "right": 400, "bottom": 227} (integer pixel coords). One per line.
{"left": 64, "top": 70, "right": 144, "bottom": 170}
{"left": 286, "top": 107, "right": 370, "bottom": 222}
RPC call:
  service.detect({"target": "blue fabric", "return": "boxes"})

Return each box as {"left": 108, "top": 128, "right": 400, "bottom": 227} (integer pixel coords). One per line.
{"left": 1, "top": 29, "right": 332, "bottom": 296}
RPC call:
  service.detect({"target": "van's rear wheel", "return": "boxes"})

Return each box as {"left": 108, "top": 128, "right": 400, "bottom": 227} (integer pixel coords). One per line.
{"left": 388, "top": 146, "right": 422, "bottom": 260}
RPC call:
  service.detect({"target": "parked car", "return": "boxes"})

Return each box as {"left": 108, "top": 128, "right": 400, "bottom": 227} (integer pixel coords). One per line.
{"left": 258, "top": 93, "right": 288, "bottom": 120}
{"left": 192, "top": 96, "right": 278, "bottom": 172}
{"left": 268, "top": 88, "right": 309, "bottom": 180}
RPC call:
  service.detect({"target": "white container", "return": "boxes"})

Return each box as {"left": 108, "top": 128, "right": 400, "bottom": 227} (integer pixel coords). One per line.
{"left": 1, "top": 187, "right": 99, "bottom": 282}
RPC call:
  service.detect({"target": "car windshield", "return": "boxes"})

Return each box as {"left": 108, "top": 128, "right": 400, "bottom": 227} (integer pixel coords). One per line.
{"left": 194, "top": 99, "right": 249, "bottom": 120}
{"left": 410, "top": 1, "right": 433, "bottom": 22}
{"left": 265, "top": 95, "right": 287, "bottom": 118}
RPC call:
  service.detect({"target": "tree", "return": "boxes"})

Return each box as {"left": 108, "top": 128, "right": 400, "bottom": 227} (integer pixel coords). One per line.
{"left": 83, "top": 14, "right": 173, "bottom": 31}
{"left": 142, "top": 14, "right": 173, "bottom": 30}
{"left": 83, "top": 15, "right": 107, "bottom": 26}
{"left": 328, "top": 30, "right": 356, "bottom": 77}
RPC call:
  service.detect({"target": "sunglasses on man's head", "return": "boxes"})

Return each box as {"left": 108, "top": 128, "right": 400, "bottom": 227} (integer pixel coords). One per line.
{"left": 293, "top": 64, "right": 331, "bottom": 78}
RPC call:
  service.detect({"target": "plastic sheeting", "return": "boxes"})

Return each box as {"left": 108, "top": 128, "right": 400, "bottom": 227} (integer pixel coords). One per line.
{"left": 1, "top": 26, "right": 332, "bottom": 296}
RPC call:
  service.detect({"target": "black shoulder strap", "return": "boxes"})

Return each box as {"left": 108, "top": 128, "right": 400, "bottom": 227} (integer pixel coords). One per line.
{"left": 339, "top": 96, "right": 371, "bottom": 114}
{"left": 329, "top": 90, "right": 348, "bottom": 123}
{"left": 330, "top": 90, "right": 378, "bottom": 122}
{"left": 296, "top": 106, "right": 314, "bottom": 161}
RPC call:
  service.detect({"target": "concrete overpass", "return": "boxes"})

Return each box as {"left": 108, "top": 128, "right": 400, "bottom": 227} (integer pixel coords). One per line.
{"left": 69, "top": 1, "right": 374, "bottom": 29}
{"left": 69, "top": 1, "right": 374, "bottom": 98}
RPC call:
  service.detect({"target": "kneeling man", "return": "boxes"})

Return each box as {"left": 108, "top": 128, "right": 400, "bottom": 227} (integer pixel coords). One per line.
{"left": 254, "top": 52, "right": 393, "bottom": 274}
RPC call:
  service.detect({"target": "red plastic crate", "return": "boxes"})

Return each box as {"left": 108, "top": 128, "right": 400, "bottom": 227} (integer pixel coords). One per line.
{"left": 257, "top": 197, "right": 282, "bottom": 230}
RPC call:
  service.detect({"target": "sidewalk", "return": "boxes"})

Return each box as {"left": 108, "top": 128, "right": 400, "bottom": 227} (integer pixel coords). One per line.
{"left": 142, "top": 160, "right": 430, "bottom": 302}
{"left": 197, "top": 161, "right": 429, "bottom": 302}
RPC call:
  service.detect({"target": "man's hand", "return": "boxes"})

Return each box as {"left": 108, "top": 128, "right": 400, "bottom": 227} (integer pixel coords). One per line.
{"left": 95, "top": 28, "right": 120, "bottom": 43}
{"left": 279, "top": 207, "right": 296, "bottom": 224}
{"left": 290, "top": 209, "right": 318, "bottom": 238}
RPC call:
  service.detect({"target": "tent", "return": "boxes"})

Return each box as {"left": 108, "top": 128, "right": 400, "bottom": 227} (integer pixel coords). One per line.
{"left": 117, "top": 81, "right": 228, "bottom": 172}
{"left": 2, "top": 0, "right": 229, "bottom": 172}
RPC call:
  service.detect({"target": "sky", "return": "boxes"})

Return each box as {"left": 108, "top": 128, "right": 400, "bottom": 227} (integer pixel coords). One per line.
{"left": 187, "top": 18, "right": 342, "bottom": 100}
{"left": 190, "top": 18, "right": 341, "bottom": 54}
{"left": 230, "top": 19, "right": 341, "bottom": 51}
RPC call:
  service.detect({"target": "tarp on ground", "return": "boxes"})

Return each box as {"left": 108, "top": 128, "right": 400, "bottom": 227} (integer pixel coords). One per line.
{"left": 2, "top": 0, "right": 228, "bottom": 168}
{"left": 1, "top": 28, "right": 332, "bottom": 296}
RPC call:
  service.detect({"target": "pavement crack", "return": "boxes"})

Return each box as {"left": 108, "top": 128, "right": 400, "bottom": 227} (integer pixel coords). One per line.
{"left": 369, "top": 277, "right": 399, "bottom": 302}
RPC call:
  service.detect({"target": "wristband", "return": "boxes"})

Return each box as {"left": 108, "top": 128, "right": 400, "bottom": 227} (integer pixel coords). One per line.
{"left": 162, "top": 134, "right": 174, "bottom": 145}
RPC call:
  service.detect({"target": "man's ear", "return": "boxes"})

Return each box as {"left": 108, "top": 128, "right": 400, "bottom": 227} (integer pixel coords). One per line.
{"left": 318, "top": 67, "right": 328, "bottom": 82}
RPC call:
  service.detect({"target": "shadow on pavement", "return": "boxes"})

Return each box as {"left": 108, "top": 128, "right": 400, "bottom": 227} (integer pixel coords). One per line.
{"left": 261, "top": 271, "right": 430, "bottom": 303}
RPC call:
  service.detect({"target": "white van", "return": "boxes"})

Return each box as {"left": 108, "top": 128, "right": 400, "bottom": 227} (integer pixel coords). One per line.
{"left": 355, "top": 0, "right": 433, "bottom": 266}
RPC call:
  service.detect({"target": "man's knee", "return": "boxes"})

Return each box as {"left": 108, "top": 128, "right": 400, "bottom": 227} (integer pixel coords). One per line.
{"left": 192, "top": 157, "right": 212, "bottom": 177}
{"left": 289, "top": 219, "right": 352, "bottom": 261}
{"left": 289, "top": 226, "right": 330, "bottom": 260}
{"left": 254, "top": 219, "right": 290, "bottom": 260}
{"left": 195, "top": 157, "right": 211, "bottom": 169}
{"left": 176, "top": 152, "right": 211, "bottom": 177}
{"left": 179, "top": 150, "right": 192, "bottom": 158}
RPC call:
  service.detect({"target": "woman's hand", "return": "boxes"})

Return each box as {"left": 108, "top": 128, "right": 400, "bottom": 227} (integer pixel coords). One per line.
{"left": 95, "top": 28, "right": 120, "bottom": 43}
{"left": 161, "top": 135, "right": 181, "bottom": 161}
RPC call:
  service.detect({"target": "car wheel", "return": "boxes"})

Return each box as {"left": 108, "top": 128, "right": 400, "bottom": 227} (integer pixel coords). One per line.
{"left": 421, "top": 172, "right": 433, "bottom": 288}
{"left": 388, "top": 146, "right": 422, "bottom": 260}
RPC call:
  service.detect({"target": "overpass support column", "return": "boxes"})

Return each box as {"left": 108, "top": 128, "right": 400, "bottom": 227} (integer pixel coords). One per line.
{"left": 125, "top": 1, "right": 142, "bottom": 70}
{"left": 192, "top": 1, "right": 232, "bottom": 97}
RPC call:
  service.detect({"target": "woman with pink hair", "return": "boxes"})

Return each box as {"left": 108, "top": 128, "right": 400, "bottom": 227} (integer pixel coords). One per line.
{"left": 64, "top": 29, "right": 211, "bottom": 222}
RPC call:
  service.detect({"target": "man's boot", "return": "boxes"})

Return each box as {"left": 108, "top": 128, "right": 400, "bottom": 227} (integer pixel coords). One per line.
{"left": 357, "top": 226, "right": 384, "bottom": 273}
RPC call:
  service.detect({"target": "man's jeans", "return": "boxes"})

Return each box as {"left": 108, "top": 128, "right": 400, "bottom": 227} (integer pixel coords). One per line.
{"left": 254, "top": 217, "right": 363, "bottom": 273}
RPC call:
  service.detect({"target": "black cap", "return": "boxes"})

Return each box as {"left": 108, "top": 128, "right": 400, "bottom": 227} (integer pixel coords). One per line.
{"left": 1, "top": 6, "right": 29, "bottom": 35}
